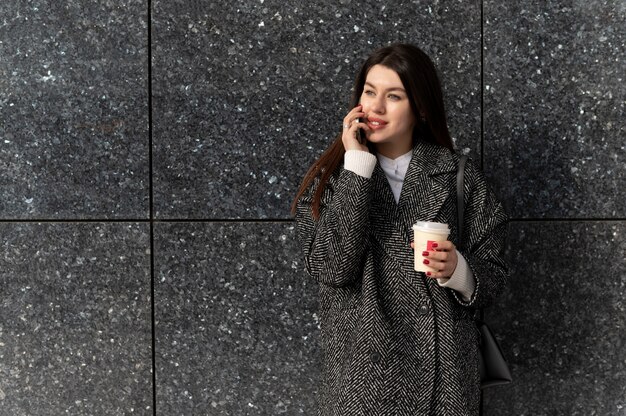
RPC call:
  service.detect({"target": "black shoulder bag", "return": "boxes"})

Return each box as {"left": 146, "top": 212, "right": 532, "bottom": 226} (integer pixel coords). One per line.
{"left": 456, "top": 155, "right": 512, "bottom": 389}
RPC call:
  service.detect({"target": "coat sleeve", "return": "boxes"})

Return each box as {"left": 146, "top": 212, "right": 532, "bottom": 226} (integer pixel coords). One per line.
{"left": 293, "top": 167, "right": 373, "bottom": 288}
{"left": 453, "top": 159, "right": 509, "bottom": 309}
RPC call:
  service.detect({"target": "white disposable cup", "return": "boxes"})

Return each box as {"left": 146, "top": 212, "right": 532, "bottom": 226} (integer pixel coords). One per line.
{"left": 412, "top": 222, "right": 450, "bottom": 272}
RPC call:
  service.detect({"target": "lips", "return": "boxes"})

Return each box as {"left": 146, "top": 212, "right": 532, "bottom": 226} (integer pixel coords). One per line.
{"left": 367, "top": 117, "right": 388, "bottom": 130}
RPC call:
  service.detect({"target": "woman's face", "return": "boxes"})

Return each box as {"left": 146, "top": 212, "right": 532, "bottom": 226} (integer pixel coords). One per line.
{"left": 360, "top": 64, "right": 416, "bottom": 150}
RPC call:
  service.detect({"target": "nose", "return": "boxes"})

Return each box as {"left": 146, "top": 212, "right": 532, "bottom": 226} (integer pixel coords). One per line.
{"left": 368, "top": 95, "right": 385, "bottom": 115}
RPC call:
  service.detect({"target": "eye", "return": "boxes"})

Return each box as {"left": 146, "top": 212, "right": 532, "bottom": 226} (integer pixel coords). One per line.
{"left": 364, "top": 90, "right": 375, "bottom": 96}
{"left": 388, "top": 94, "right": 401, "bottom": 100}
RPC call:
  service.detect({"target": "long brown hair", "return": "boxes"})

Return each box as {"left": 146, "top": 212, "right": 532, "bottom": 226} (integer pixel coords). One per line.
{"left": 290, "top": 43, "right": 454, "bottom": 220}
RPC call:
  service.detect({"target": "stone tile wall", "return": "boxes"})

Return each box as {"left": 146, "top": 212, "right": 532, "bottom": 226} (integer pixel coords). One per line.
{"left": 1, "top": 0, "right": 623, "bottom": 414}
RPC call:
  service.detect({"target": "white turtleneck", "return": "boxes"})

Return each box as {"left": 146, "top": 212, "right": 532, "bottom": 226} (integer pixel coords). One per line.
{"left": 343, "top": 149, "right": 475, "bottom": 301}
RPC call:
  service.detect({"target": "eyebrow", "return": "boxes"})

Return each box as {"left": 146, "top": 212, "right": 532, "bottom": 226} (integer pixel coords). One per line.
{"left": 364, "top": 81, "right": 406, "bottom": 93}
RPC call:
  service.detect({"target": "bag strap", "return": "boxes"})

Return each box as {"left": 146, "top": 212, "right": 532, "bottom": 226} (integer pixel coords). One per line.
{"left": 456, "top": 155, "right": 468, "bottom": 251}
{"left": 456, "top": 155, "right": 481, "bottom": 321}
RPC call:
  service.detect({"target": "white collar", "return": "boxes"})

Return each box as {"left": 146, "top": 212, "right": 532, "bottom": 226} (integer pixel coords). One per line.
{"left": 376, "top": 149, "right": 413, "bottom": 169}
{"left": 376, "top": 149, "right": 413, "bottom": 203}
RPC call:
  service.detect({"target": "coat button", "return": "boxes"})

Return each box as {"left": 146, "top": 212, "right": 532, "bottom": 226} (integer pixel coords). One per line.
{"left": 370, "top": 351, "right": 382, "bottom": 363}
{"left": 418, "top": 304, "right": 430, "bottom": 315}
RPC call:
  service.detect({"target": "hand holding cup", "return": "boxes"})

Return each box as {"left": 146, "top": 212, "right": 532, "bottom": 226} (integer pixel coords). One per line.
{"left": 410, "top": 240, "right": 458, "bottom": 279}
{"left": 410, "top": 221, "right": 458, "bottom": 279}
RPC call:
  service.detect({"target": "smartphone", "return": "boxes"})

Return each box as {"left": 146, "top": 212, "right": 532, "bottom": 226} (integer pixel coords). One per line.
{"left": 356, "top": 118, "right": 365, "bottom": 144}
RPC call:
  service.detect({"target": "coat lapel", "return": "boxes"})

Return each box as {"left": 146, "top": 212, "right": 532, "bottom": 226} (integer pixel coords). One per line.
{"left": 370, "top": 140, "right": 457, "bottom": 271}
{"left": 370, "top": 162, "right": 402, "bottom": 262}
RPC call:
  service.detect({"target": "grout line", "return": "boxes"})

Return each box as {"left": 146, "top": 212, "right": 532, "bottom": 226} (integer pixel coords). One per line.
{"left": 153, "top": 218, "right": 297, "bottom": 223}
{"left": 506, "top": 218, "right": 626, "bottom": 223}
{"left": 147, "top": 0, "right": 157, "bottom": 413}
{"left": 0, "top": 218, "right": 625, "bottom": 223}
{"left": 0, "top": 218, "right": 292, "bottom": 223}
{"left": 479, "top": 3, "right": 485, "bottom": 415}
{"left": 480, "top": 0, "right": 485, "bottom": 173}
{"left": 0, "top": 219, "right": 150, "bottom": 223}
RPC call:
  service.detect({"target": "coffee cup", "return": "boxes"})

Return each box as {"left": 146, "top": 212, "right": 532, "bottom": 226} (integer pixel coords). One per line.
{"left": 412, "top": 221, "right": 450, "bottom": 272}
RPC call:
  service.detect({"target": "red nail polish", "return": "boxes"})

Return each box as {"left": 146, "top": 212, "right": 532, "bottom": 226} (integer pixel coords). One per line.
{"left": 432, "top": 242, "right": 438, "bottom": 248}
{"left": 422, "top": 251, "right": 429, "bottom": 257}
{"left": 423, "top": 259, "right": 430, "bottom": 265}
{"left": 426, "top": 271, "right": 432, "bottom": 276}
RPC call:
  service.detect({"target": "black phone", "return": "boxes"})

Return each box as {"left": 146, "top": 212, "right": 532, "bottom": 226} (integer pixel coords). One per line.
{"left": 356, "top": 118, "right": 365, "bottom": 144}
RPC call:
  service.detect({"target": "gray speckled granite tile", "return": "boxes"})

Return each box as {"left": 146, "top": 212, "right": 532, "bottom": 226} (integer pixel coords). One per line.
{"left": 153, "top": 1, "right": 481, "bottom": 219}
{"left": 155, "top": 222, "right": 318, "bottom": 414}
{"left": 0, "top": 223, "right": 152, "bottom": 414}
{"left": 484, "top": 222, "right": 626, "bottom": 415}
{"left": 0, "top": 1, "right": 149, "bottom": 219}
{"left": 484, "top": 1, "right": 626, "bottom": 218}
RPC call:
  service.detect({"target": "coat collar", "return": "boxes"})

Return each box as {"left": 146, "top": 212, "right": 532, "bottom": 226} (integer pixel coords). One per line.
{"left": 369, "top": 140, "right": 457, "bottom": 271}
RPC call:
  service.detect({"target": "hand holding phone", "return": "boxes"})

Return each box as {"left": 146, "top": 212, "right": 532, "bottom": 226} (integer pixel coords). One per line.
{"left": 341, "top": 106, "right": 369, "bottom": 151}
{"left": 356, "top": 118, "right": 365, "bottom": 144}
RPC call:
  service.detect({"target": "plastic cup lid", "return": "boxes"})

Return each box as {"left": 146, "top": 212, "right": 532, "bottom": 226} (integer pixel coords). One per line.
{"left": 412, "top": 221, "right": 450, "bottom": 233}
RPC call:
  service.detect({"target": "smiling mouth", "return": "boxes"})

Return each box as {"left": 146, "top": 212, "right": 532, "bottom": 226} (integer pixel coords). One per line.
{"left": 367, "top": 119, "right": 387, "bottom": 129}
{"left": 367, "top": 117, "right": 388, "bottom": 125}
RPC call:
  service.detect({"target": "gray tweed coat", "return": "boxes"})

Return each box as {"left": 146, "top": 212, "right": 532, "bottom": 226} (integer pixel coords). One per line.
{"left": 294, "top": 140, "right": 508, "bottom": 416}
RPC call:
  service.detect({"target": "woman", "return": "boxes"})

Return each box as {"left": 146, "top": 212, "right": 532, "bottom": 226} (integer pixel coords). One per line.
{"left": 290, "top": 43, "right": 508, "bottom": 416}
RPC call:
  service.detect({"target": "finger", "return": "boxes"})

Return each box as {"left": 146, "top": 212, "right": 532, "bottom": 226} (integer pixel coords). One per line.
{"left": 348, "top": 123, "right": 369, "bottom": 140}
{"left": 433, "top": 240, "right": 454, "bottom": 251}
{"left": 342, "top": 120, "right": 369, "bottom": 150}
{"left": 346, "top": 111, "right": 366, "bottom": 123}
{"left": 423, "top": 250, "right": 449, "bottom": 262}
{"left": 426, "top": 270, "right": 447, "bottom": 279}
{"left": 350, "top": 104, "right": 363, "bottom": 114}
{"left": 343, "top": 105, "right": 364, "bottom": 122}
{"left": 343, "top": 114, "right": 365, "bottom": 131}
{"left": 351, "top": 120, "right": 370, "bottom": 132}
{"left": 428, "top": 264, "right": 452, "bottom": 279}
{"left": 423, "top": 258, "right": 446, "bottom": 271}
{"left": 410, "top": 242, "right": 414, "bottom": 249}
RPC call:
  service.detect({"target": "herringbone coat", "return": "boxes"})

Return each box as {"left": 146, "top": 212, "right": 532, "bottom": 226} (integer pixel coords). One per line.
{"left": 294, "top": 140, "right": 508, "bottom": 415}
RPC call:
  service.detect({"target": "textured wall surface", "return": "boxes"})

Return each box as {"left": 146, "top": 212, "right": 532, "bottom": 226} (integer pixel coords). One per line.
{"left": 481, "top": 2, "right": 626, "bottom": 414}
{"left": 152, "top": 0, "right": 482, "bottom": 219}
{"left": 0, "top": 223, "right": 152, "bottom": 414}
{"left": 154, "top": 223, "right": 318, "bottom": 414}
{"left": 1, "top": 0, "right": 624, "bottom": 415}
{"left": 0, "top": 1, "right": 149, "bottom": 219}
{"left": 484, "top": 222, "right": 626, "bottom": 415}
{"left": 484, "top": 1, "right": 625, "bottom": 219}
